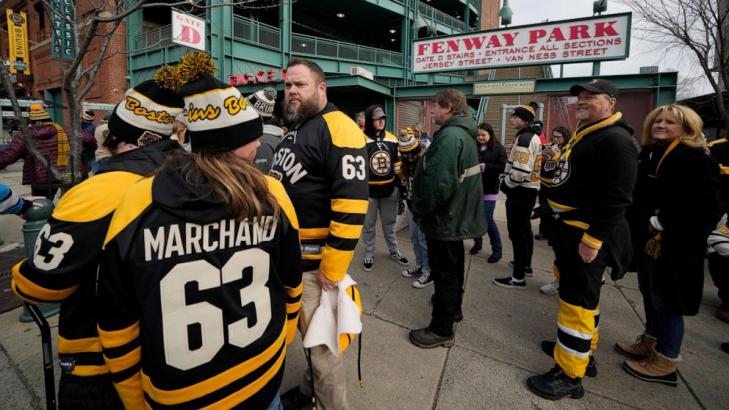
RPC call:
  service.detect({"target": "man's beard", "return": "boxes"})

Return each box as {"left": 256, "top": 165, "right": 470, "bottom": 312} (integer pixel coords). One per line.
{"left": 283, "top": 94, "right": 321, "bottom": 126}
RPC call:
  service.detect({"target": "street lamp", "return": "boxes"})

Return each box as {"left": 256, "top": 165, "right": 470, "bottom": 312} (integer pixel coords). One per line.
{"left": 499, "top": 0, "right": 513, "bottom": 27}
{"left": 593, "top": 0, "right": 607, "bottom": 15}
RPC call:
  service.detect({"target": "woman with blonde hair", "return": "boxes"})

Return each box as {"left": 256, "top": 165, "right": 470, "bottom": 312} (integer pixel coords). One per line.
{"left": 617, "top": 104, "right": 721, "bottom": 386}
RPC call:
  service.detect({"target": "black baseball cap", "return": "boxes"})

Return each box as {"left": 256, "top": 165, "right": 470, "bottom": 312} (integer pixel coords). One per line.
{"left": 569, "top": 79, "right": 619, "bottom": 98}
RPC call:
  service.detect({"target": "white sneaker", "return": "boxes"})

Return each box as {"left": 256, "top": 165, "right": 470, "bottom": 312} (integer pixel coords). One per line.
{"left": 540, "top": 281, "right": 559, "bottom": 295}
{"left": 363, "top": 256, "right": 373, "bottom": 272}
{"left": 412, "top": 270, "right": 433, "bottom": 289}
{"left": 401, "top": 265, "right": 422, "bottom": 278}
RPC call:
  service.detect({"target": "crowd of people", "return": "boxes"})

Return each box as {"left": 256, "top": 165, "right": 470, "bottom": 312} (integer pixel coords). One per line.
{"left": 0, "top": 51, "right": 728, "bottom": 409}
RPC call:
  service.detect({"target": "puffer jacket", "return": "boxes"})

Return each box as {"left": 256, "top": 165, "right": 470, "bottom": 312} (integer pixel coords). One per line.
{"left": 411, "top": 114, "right": 487, "bottom": 240}
{"left": 0, "top": 123, "right": 95, "bottom": 185}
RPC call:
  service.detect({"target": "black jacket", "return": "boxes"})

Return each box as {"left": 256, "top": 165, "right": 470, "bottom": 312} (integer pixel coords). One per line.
{"left": 478, "top": 144, "right": 507, "bottom": 195}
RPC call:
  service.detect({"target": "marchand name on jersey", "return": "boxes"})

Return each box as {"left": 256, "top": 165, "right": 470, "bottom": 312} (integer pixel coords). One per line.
{"left": 143, "top": 217, "right": 278, "bottom": 262}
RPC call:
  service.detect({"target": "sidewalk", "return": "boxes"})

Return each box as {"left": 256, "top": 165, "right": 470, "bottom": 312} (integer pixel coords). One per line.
{"left": 1, "top": 198, "right": 728, "bottom": 409}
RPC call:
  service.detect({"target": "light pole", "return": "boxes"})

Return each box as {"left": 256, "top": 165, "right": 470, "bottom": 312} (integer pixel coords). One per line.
{"left": 499, "top": 0, "right": 513, "bottom": 27}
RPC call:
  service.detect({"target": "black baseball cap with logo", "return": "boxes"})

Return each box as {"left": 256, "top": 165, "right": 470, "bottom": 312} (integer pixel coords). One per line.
{"left": 569, "top": 79, "right": 619, "bottom": 98}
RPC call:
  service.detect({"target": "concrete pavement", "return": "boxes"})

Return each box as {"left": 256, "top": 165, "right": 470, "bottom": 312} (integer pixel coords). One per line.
{"left": 1, "top": 187, "right": 728, "bottom": 409}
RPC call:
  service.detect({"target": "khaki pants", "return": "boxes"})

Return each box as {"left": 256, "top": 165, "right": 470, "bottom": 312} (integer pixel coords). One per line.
{"left": 298, "top": 271, "right": 349, "bottom": 410}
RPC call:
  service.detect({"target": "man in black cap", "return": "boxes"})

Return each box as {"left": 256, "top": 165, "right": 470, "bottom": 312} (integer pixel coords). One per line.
{"left": 527, "top": 79, "right": 638, "bottom": 400}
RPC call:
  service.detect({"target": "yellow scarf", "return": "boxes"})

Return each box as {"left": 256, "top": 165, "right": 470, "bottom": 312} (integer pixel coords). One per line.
{"left": 558, "top": 112, "right": 623, "bottom": 161}
{"left": 53, "top": 124, "right": 70, "bottom": 168}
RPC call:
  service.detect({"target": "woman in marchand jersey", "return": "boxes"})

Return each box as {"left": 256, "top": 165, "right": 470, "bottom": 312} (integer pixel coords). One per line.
{"left": 96, "top": 52, "right": 303, "bottom": 409}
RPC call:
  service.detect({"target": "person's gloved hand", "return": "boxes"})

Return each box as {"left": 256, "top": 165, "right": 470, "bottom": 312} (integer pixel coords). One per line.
{"left": 397, "top": 200, "right": 406, "bottom": 215}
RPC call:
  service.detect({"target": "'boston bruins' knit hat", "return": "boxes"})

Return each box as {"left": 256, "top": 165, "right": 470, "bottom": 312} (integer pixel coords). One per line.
{"left": 177, "top": 52, "right": 263, "bottom": 153}
{"left": 246, "top": 87, "right": 277, "bottom": 118}
{"left": 512, "top": 101, "right": 538, "bottom": 123}
{"left": 108, "top": 65, "right": 185, "bottom": 145}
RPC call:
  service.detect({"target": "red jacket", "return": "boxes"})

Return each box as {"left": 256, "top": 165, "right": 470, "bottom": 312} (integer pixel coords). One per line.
{"left": 0, "top": 123, "right": 96, "bottom": 185}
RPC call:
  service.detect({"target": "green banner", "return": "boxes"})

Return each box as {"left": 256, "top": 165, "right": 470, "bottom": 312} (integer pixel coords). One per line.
{"left": 50, "top": 0, "right": 75, "bottom": 60}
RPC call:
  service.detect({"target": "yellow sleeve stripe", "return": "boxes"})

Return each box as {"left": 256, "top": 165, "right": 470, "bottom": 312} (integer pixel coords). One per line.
{"left": 302, "top": 254, "right": 323, "bottom": 260}
{"left": 581, "top": 233, "right": 603, "bottom": 250}
{"left": 322, "top": 111, "right": 366, "bottom": 149}
{"left": 53, "top": 172, "right": 144, "bottom": 222}
{"left": 106, "top": 346, "right": 141, "bottom": 374}
{"left": 11, "top": 261, "right": 77, "bottom": 302}
{"left": 70, "top": 364, "right": 109, "bottom": 377}
{"left": 369, "top": 178, "right": 395, "bottom": 185}
{"left": 331, "top": 198, "right": 368, "bottom": 214}
{"left": 547, "top": 199, "right": 577, "bottom": 212}
{"left": 300, "top": 227, "right": 329, "bottom": 240}
{"left": 285, "top": 315, "right": 299, "bottom": 345}
{"left": 330, "top": 221, "right": 363, "bottom": 240}
{"left": 708, "top": 137, "right": 727, "bottom": 147}
{"left": 104, "top": 177, "right": 154, "bottom": 247}
{"left": 142, "top": 328, "right": 286, "bottom": 405}
{"left": 286, "top": 283, "right": 303, "bottom": 298}
{"left": 562, "top": 220, "right": 590, "bottom": 230}
{"left": 287, "top": 301, "right": 302, "bottom": 314}
{"left": 720, "top": 165, "right": 729, "bottom": 175}
{"left": 58, "top": 336, "right": 102, "bottom": 354}
{"left": 98, "top": 322, "right": 140, "bottom": 349}
{"left": 265, "top": 176, "right": 299, "bottom": 230}
{"left": 113, "top": 370, "right": 145, "bottom": 410}
{"left": 319, "top": 246, "right": 351, "bottom": 282}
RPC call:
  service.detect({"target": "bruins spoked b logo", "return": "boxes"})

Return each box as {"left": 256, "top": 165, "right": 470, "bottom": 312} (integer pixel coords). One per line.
{"left": 550, "top": 159, "right": 571, "bottom": 186}
{"left": 369, "top": 150, "right": 392, "bottom": 177}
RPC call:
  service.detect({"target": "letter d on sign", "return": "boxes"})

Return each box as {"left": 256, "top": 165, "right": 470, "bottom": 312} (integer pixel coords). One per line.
{"left": 181, "top": 25, "right": 201, "bottom": 45}
{"left": 172, "top": 10, "right": 206, "bottom": 51}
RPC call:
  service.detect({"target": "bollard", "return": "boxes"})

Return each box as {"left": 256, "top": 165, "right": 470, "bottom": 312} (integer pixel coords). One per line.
{"left": 19, "top": 198, "right": 60, "bottom": 322}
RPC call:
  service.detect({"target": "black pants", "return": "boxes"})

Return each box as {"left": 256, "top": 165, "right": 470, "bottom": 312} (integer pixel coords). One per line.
{"left": 708, "top": 253, "right": 729, "bottom": 308}
{"left": 426, "top": 236, "right": 464, "bottom": 337}
{"left": 59, "top": 373, "right": 124, "bottom": 410}
{"left": 31, "top": 184, "right": 60, "bottom": 200}
{"left": 505, "top": 187, "right": 538, "bottom": 279}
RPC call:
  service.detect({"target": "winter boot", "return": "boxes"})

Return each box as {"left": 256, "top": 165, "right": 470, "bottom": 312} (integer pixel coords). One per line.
{"left": 526, "top": 365, "right": 584, "bottom": 401}
{"left": 615, "top": 333, "right": 657, "bottom": 360}
{"left": 623, "top": 349, "right": 679, "bottom": 386}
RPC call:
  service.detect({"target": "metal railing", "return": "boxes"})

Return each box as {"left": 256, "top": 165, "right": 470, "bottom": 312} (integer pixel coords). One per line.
{"left": 232, "top": 16, "right": 281, "bottom": 50}
{"left": 418, "top": 2, "right": 463, "bottom": 31}
{"left": 134, "top": 24, "right": 173, "bottom": 51}
{"left": 291, "top": 33, "right": 403, "bottom": 66}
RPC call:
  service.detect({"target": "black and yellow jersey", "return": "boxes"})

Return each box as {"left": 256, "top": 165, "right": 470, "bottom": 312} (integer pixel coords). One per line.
{"left": 365, "top": 130, "right": 401, "bottom": 198}
{"left": 269, "top": 103, "right": 368, "bottom": 282}
{"left": 11, "top": 140, "right": 178, "bottom": 377}
{"left": 542, "top": 113, "right": 638, "bottom": 250}
{"left": 96, "top": 162, "right": 302, "bottom": 410}
{"left": 708, "top": 137, "right": 729, "bottom": 210}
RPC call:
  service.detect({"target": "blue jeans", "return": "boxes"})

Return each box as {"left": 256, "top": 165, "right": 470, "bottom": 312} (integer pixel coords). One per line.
{"left": 646, "top": 294, "right": 684, "bottom": 359}
{"left": 266, "top": 392, "right": 282, "bottom": 410}
{"left": 408, "top": 210, "right": 429, "bottom": 271}
{"left": 483, "top": 200, "right": 502, "bottom": 251}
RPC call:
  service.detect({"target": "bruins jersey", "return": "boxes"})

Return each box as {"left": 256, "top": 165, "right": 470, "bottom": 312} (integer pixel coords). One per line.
{"left": 11, "top": 141, "right": 176, "bottom": 377}
{"left": 503, "top": 130, "right": 541, "bottom": 190}
{"left": 269, "top": 103, "right": 368, "bottom": 281}
{"left": 366, "top": 131, "right": 401, "bottom": 198}
{"left": 96, "top": 165, "right": 302, "bottom": 410}
{"left": 708, "top": 137, "right": 729, "bottom": 211}
{"left": 542, "top": 113, "right": 638, "bottom": 250}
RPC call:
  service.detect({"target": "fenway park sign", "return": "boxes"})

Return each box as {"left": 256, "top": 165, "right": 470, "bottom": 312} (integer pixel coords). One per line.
{"left": 412, "top": 13, "right": 631, "bottom": 73}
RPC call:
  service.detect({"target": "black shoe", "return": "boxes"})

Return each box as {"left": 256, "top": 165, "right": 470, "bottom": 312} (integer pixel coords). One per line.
{"left": 540, "top": 340, "right": 597, "bottom": 377}
{"left": 487, "top": 249, "right": 502, "bottom": 263}
{"left": 527, "top": 366, "right": 584, "bottom": 401}
{"left": 409, "top": 327, "right": 455, "bottom": 349}
{"left": 721, "top": 343, "right": 729, "bottom": 354}
{"left": 492, "top": 276, "right": 526, "bottom": 289}
{"left": 281, "top": 386, "right": 313, "bottom": 410}
{"left": 469, "top": 242, "right": 482, "bottom": 255}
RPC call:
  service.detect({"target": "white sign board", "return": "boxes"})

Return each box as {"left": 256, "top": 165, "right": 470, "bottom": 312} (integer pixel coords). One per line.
{"left": 413, "top": 13, "right": 630, "bottom": 73}
{"left": 474, "top": 80, "right": 536, "bottom": 95}
{"left": 172, "top": 10, "right": 206, "bottom": 51}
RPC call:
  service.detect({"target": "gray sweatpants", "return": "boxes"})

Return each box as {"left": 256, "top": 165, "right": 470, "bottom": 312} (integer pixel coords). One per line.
{"left": 362, "top": 188, "right": 400, "bottom": 258}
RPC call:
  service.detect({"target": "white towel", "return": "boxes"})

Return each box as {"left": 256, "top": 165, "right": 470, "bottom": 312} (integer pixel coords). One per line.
{"left": 303, "top": 274, "right": 362, "bottom": 356}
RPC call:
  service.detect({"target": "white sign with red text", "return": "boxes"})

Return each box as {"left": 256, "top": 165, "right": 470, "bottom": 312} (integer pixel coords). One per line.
{"left": 413, "top": 13, "right": 630, "bottom": 73}
{"left": 172, "top": 10, "right": 206, "bottom": 51}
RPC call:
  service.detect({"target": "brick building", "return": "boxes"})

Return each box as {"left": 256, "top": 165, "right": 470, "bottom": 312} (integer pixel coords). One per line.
{"left": 0, "top": 0, "right": 127, "bottom": 125}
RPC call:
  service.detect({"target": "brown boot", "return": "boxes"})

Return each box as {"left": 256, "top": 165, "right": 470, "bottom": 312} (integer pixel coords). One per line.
{"left": 615, "top": 333, "right": 657, "bottom": 360}
{"left": 623, "top": 349, "right": 679, "bottom": 386}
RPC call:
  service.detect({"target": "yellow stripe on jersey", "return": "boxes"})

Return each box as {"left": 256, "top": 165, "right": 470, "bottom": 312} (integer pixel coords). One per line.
{"left": 142, "top": 327, "right": 287, "bottom": 405}
{"left": 330, "top": 221, "right": 362, "bottom": 240}
{"left": 104, "top": 177, "right": 154, "bottom": 247}
{"left": 114, "top": 371, "right": 144, "bottom": 410}
{"left": 331, "top": 198, "right": 368, "bottom": 214}
{"left": 368, "top": 177, "right": 395, "bottom": 185}
{"left": 383, "top": 131, "right": 399, "bottom": 143}
{"left": 562, "top": 220, "right": 590, "bottom": 230}
{"left": 70, "top": 364, "right": 109, "bottom": 377}
{"left": 58, "top": 336, "right": 102, "bottom": 354}
{"left": 106, "top": 346, "right": 141, "bottom": 374}
{"left": 265, "top": 176, "right": 299, "bottom": 230}
{"left": 302, "top": 254, "right": 323, "bottom": 260}
{"left": 300, "top": 227, "right": 329, "bottom": 240}
{"left": 720, "top": 165, "right": 729, "bottom": 175}
{"left": 286, "top": 282, "right": 303, "bottom": 300}
{"left": 11, "top": 261, "right": 78, "bottom": 302}
{"left": 581, "top": 232, "right": 603, "bottom": 250}
{"left": 322, "top": 111, "right": 366, "bottom": 149}
{"left": 319, "top": 246, "right": 351, "bottom": 282}
{"left": 53, "top": 171, "right": 144, "bottom": 222}
{"left": 708, "top": 137, "right": 727, "bottom": 147}
{"left": 202, "top": 346, "right": 286, "bottom": 410}
{"left": 98, "top": 322, "right": 140, "bottom": 349}
{"left": 547, "top": 199, "right": 577, "bottom": 212}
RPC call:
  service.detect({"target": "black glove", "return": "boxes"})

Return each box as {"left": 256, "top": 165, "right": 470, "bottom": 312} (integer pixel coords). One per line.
{"left": 397, "top": 200, "right": 406, "bottom": 215}
{"left": 20, "top": 198, "right": 33, "bottom": 214}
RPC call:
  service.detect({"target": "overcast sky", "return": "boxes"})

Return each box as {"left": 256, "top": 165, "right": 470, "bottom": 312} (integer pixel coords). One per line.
{"left": 503, "top": 0, "right": 709, "bottom": 97}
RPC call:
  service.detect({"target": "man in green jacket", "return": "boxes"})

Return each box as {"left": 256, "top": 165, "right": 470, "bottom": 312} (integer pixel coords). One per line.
{"left": 409, "top": 89, "right": 487, "bottom": 348}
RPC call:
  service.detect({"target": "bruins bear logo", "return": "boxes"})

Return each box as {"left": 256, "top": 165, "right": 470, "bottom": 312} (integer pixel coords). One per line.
{"left": 369, "top": 150, "right": 392, "bottom": 177}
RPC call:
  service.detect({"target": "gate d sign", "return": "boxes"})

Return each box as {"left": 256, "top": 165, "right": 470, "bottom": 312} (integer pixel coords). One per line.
{"left": 172, "top": 10, "right": 206, "bottom": 51}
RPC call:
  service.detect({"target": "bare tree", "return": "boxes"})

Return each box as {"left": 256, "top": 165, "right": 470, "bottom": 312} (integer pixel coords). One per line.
{"left": 621, "top": 0, "right": 729, "bottom": 128}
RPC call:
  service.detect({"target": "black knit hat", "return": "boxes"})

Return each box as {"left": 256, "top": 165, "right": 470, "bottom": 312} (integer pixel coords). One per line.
{"left": 108, "top": 67, "right": 185, "bottom": 145}
{"left": 246, "top": 87, "right": 277, "bottom": 118}
{"left": 177, "top": 52, "right": 263, "bottom": 153}
{"left": 512, "top": 102, "right": 537, "bottom": 123}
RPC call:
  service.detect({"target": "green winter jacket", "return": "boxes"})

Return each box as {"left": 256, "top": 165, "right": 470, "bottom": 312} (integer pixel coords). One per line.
{"left": 411, "top": 114, "right": 487, "bottom": 240}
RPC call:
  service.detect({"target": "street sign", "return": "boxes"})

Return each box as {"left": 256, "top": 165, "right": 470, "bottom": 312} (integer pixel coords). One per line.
{"left": 413, "top": 12, "right": 631, "bottom": 73}
{"left": 473, "top": 79, "right": 536, "bottom": 95}
{"left": 50, "top": 0, "right": 76, "bottom": 60}
{"left": 172, "top": 10, "right": 206, "bottom": 51}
